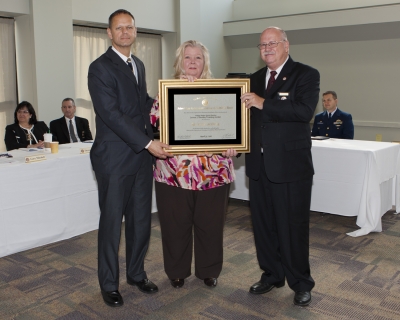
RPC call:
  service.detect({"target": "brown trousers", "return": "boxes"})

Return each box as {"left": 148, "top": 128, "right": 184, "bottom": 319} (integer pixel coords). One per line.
{"left": 155, "top": 181, "right": 230, "bottom": 280}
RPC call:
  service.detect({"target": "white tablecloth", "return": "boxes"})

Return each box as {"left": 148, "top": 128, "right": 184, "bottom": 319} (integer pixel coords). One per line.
{"left": 310, "top": 140, "right": 400, "bottom": 237}
{"left": 0, "top": 143, "right": 157, "bottom": 258}
{"left": 0, "top": 143, "right": 99, "bottom": 258}
{"left": 229, "top": 140, "right": 400, "bottom": 237}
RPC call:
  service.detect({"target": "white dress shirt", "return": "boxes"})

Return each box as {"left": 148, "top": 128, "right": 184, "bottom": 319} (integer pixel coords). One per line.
{"left": 328, "top": 108, "right": 338, "bottom": 117}
{"left": 265, "top": 55, "right": 289, "bottom": 88}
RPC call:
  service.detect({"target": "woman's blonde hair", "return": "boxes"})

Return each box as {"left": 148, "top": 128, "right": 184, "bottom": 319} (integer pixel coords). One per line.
{"left": 173, "top": 40, "right": 212, "bottom": 79}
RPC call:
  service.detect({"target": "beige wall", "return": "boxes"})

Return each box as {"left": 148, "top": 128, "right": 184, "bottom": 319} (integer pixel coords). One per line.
{"left": 71, "top": 0, "right": 176, "bottom": 32}
{"left": 178, "top": 0, "right": 232, "bottom": 78}
{"left": 227, "top": 1, "right": 400, "bottom": 142}
{"left": 0, "top": 0, "right": 29, "bottom": 16}
{"left": 231, "top": 39, "right": 400, "bottom": 142}
{"left": 2, "top": 0, "right": 400, "bottom": 142}
{"left": 14, "top": 0, "right": 75, "bottom": 124}
{"left": 231, "top": 0, "right": 400, "bottom": 20}
{"left": 294, "top": 39, "right": 400, "bottom": 142}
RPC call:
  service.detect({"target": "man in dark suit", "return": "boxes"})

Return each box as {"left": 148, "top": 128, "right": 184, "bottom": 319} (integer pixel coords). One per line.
{"left": 49, "top": 98, "right": 93, "bottom": 144}
{"left": 88, "top": 9, "right": 171, "bottom": 308}
{"left": 241, "top": 27, "right": 320, "bottom": 306}
{"left": 311, "top": 91, "right": 354, "bottom": 139}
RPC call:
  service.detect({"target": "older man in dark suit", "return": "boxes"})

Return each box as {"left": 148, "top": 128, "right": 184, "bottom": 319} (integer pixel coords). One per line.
{"left": 50, "top": 98, "right": 93, "bottom": 144}
{"left": 88, "top": 9, "right": 171, "bottom": 307}
{"left": 241, "top": 26, "right": 320, "bottom": 306}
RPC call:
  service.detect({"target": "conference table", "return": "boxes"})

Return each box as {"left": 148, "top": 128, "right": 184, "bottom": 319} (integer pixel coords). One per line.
{"left": 230, "top": 139, "right": 400, "bottom": 237}
{"left": 0, "top": 143, "right": 157, "bottom": 258}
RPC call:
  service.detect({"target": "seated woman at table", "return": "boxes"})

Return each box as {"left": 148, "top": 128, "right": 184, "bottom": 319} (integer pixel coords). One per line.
{"left": 150, "top": 40, "right": 237, "bottom": 289}
{"left": 4, "top": 101, "right": 49, "bottom": 151}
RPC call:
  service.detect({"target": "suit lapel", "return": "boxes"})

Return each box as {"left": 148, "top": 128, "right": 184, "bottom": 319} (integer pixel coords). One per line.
{"left": 61, "top": 117, "right": 70, "bottom": 141}
{"left": 253, "top": 69, "right": 267, "bottom": 120}
{"left": 131, "top": 55, "right": 141, "bottom": 87}
{"left": 15, "top": 125, "right": 28, "bottom": 144}
{"left": 106, "top": 47, "right": 139, "bottom": 90}
{"left": 256, "top": 67, "right": 267, "bottom": 98}
{"left": 267, "top": 56, "right": 295, "bottom": 97}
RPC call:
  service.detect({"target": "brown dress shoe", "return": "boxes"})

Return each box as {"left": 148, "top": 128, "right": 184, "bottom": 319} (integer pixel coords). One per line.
{"left": 204, "top": 278, "right": 218, "bottom": 287}
{"left": 170, "top": 278, "right": 184, "bottom": 288}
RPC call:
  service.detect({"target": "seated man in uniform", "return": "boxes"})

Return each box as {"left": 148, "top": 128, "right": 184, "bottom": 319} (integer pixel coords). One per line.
{"left": 311, "top": 91, "right": 354, "bottom": 139}
{"left": 50, "top": 98, "right": 93, "bottom": 144}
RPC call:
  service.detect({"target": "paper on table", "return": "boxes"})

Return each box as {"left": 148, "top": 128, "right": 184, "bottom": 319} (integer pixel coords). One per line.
{"left": 18, "top": 148, "right": 43, "bottom": 152}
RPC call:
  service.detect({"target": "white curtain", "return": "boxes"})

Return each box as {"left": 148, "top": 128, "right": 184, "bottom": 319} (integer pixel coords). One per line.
{"left": 0, "top": 18, "right": 17, "bottom": 152}
{"left": 73, "top": 26, "right": 162, "bottom": 137}
{"left": 132, "top": 33, "right": 162, "bottom": 98}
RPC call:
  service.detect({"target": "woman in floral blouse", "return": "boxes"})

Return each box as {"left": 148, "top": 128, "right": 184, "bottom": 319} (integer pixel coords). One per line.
{"left": 151, "top": 40, "right": 237, "bottom": 289}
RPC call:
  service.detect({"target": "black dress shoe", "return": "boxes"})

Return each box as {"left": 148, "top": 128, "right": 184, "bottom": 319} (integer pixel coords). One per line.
{"left": 249, "top": 279, "right": 285, "bottom": 294}
{"left": 294, "top": 291, "right": 311, "bottom": 306}
{"left": 170, "top": 278, "right": 184, "bottom": 288}
{"left": 204, "top": 278, "right": 218, "bottom": 287}
{"left": 127, "top": 278, "right": 158, "bottom": 294}
{"left": 101, "top": 290, "right": 124, "bottom": 307}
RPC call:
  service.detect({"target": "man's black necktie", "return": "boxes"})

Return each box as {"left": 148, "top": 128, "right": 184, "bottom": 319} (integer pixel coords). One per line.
{"left": 127, "top": 58, "right": 133, "bottom": 71}
{"left": 127, "top": 58, "right": 137, "bottom": 82}
{"left": 266, "top": 70, "right": 277, "bottom": 94}
{"left": 328, "top": 113, "right": 332, "bottom": 119}
{"left": 69, "top": 120, "right": 78, "bottom": 142}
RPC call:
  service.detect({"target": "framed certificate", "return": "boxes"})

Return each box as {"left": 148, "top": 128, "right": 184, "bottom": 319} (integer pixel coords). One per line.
{"left": 158, "top": 79, "right": 250, "bottom": 154}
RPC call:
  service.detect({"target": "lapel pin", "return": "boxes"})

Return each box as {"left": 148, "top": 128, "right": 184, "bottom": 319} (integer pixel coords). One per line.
{"left": 283, "top": 77, "right": 287, "bottom": 80}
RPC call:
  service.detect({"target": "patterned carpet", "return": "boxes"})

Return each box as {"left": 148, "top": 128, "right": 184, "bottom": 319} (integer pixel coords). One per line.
{"left": 1, "top": 199, "right": 400, "bottom": 319}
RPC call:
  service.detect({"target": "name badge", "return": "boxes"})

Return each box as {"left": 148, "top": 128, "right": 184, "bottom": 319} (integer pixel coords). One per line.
{"left": 278, "top": 92, "right": 289, "bottom": 100}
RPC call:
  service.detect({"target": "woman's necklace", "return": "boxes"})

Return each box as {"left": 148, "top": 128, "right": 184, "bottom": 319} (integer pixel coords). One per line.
{"left": 19, "top": 124, "right": 36, "bottom": 144}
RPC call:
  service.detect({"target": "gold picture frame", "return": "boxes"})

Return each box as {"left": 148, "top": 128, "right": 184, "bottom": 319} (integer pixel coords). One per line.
{"left": 158, "top": 79, "right": 250, "bottom": 154}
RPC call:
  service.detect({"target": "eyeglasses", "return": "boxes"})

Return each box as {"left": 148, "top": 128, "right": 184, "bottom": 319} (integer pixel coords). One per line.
{"left": 257, "top": 40, "right": 286, "bottom": 50}
{"left": 17, "top": 110, "right": 30, "bottom": 114}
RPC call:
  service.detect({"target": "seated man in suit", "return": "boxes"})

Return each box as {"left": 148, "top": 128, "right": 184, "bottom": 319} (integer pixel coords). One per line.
{"left": 50, "top": 98, "right": 93, "bottom": 144}
{"left": 311, "top": 91, "right": 354, "bottom": 139}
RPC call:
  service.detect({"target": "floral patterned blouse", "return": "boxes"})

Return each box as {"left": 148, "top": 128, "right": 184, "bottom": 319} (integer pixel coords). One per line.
{"left": 150, "top": 97, "right": 235, "bottom": 191}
